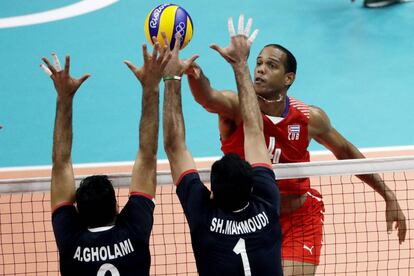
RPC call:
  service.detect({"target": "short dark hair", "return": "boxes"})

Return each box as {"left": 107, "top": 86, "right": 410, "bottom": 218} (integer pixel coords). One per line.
{"left": 264, "top": 44, "right": 297, "bottom": 74}
{"left": 76, "top": 175, "right": 117, "bottom": 228}
{"left": 210, "top": 153, "right": 253, "bottom": 212}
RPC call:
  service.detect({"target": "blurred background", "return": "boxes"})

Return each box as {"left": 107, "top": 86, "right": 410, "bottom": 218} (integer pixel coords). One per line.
{"left": 0, "top": 0, "right": 413, "bottom": 167}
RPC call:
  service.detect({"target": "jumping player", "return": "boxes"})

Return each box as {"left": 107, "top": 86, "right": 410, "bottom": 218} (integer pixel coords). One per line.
{"left": 186, "top": 15, "right": 407, "bottom": 275}
{"left": 162, "top": 23, "right": 283, "bottom": 276}
{"left": 43, "top": 43, "right": 170, "bottom": 275}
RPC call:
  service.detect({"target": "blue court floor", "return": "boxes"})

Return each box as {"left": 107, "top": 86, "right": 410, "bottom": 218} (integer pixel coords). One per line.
{"left": 0, "top": 0, "right": 413, "bottom": 167}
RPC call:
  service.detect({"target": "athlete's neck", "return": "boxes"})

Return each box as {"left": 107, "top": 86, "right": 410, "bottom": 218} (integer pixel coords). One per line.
{"left": 258, "top": 93, "right": 287, "bottom": 117}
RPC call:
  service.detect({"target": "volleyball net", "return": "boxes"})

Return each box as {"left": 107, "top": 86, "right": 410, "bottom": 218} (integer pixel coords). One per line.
{"left": 1, "top": 156, "right": 413, "bottom": 275}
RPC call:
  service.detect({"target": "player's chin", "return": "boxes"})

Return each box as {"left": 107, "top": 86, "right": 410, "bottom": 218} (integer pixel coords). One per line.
{"left": 254, "top": 84, "right": 267, "bottom": 95}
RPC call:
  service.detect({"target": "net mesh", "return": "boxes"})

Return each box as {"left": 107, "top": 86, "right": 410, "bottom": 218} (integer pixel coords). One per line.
{"left": 1, "top": 157, "right": 413, "bottom": 275}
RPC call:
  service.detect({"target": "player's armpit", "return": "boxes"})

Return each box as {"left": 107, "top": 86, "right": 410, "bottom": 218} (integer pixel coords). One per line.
{"left": 309, "top": 105, "right": 365, "bottom": 160}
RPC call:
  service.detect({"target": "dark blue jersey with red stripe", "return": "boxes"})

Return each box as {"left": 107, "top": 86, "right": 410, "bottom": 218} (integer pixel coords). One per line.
{"left": 176, "top": 165, "right": 283, "bottom": 276}
{"left": 52, "top": 194, "right": 155, "bottom": 276}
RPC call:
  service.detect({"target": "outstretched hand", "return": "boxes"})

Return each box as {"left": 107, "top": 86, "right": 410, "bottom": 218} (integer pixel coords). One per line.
{"left": 124, "top": 36, "right": 171, "bottom": 88}
{"left": 210, "top": 14, "right": 259, "bottom": 65}
{"left": 41, "top": 53, "right": 90, "bottom": 99}
{"left": 385, "top": 198, "right": 407, "bottom": 244}
{"left": 163, "top": 32, "right": 199, "bottom": 77}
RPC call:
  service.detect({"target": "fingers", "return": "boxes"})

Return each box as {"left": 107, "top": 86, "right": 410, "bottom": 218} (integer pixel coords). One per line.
{"left": 160, "top": 51, "right": 172, "bottom": 70}
{"left": 237, "top": 14, "right": 244, "bottom": 35}
{"left": 52, "top": 52, "right": 62, "bottom": 71}
{"left": 228, "top": 15, "right": 258, "bottom": 43}
{"left": 158, "top": 33, "right": 169, "bottom": 61}
{"left": 210, "top": 44, "right": 233, "bottom": 63}
{"left": 78, "top": 74, "right": 91, "bottom": 85}
{"left": 387, "top": 218, "right": 393, "bottom": 235}
{"left": 41, "top": 53, "right": 68, "bottom": 77}
{"left": 124, "top": 60, "right": 137, "bottom": 72}
{"left": 228, "top": 17, "right": 236, "bottom": 37}
{"left": 142, "top": 44, "right": 149, "bottom": 64}
{"left": 182, "top": 55, "right": 199, "bottom": 72}
{"left": 244, "top": 17, "right": 252, "bottom": 36}
{"left": 173, "top": 32, "right": 181, "bottom": 52}
{"left": 64, "top": 55, "right": 70, "bottom": 73}
{"left": 188, "top": 54, "right": 199, "bottom": 64}
{"left": 248, "top": 29, "right": 259, "bottom": 44}
{"left": 397, "top": 218, "right": 407, "bottom": 244}
{"left": 151, "top": 37, "right": 160, "bottom": 61}
{"left": 161, "top": 32, "right": 169, "bottom": 49}
{"left": 210, "top": 44, "right": 223, "bottom": 55}
{"left": 41, "top": 57, "right": 57, "bottom": 74}
{"left": 40, "top": 64, "right": 53, "bottom": 77}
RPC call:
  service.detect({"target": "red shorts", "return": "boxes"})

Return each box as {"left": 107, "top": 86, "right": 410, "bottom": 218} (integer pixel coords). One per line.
{"left": 280, "top": 188, "right": 325, "bottom": 265}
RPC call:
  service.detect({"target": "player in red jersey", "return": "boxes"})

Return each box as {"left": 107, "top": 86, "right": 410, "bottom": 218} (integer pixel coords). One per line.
{"left": 186, "top": 15, "right": 407, "bottom": 275}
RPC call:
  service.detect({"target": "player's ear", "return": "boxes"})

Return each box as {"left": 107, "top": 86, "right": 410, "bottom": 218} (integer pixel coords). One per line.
{"left": 285, "top": 72, "right": 295, "bottom": 86}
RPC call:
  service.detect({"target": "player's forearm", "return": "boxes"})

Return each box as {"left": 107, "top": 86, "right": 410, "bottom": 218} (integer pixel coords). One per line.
{"left": 163, "top": 81, "right": 187, "bottom": 155}
{"left": 232, "top": 63, "right": 263, "bottom": 132}
{"left": 335, "top": 143, "right": 396, "bottom": 201}
{"left": 357, "top": 173, "right": 397, "bottom": 201}
{"left": 52, "top": 97, "right": 74, "bottom": 165}
{"left": 138, "top": 86, "right": 160, "bottom": 157}
{"left": 187, "top": 65, "right": 215, "bottom": 106}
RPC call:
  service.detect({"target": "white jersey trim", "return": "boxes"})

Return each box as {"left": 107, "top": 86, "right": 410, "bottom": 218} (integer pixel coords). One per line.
{"left": 88, "top": 225, "right": 115, "bottom": 232}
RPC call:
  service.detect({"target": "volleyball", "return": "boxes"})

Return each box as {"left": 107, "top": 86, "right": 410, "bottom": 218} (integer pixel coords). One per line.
{"left": 144, "top": 4, "right": 193, "bottom": 50}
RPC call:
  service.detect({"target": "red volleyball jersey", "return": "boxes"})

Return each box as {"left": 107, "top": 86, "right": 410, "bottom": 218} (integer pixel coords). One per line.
{"left": 221, "top": 97, "right": 311, "bottom": 195}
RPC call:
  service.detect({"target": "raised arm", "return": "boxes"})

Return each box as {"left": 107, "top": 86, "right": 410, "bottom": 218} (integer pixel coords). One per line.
{"left": 186, "top": 63, "right": 240, "bottom": 120}
{"left": 162, "top": 34, "right": 199, "bottom": 184}
{"left": 124, "top": 40, "right": 171, "bottom": 197}
{"left": 309, "top": 105, "right": 407, "bottom": 244}
{"left": 210, "top": 15, "right": 270, "bottom": 166}
{"left": 41, "top": 53, "right": 90, "bottom": 210}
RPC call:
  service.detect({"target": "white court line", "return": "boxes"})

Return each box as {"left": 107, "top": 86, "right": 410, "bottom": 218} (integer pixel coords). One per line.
{"left": 0, "top": 0, "right": 119, "bottom": 29}
{"left": 1, "top": 145, "right": 414, "bottom": 172}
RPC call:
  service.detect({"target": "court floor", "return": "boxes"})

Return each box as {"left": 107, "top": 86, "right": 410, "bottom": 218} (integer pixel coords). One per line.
{"left": 1, "top": 2, "right": 414, "bottom": 274}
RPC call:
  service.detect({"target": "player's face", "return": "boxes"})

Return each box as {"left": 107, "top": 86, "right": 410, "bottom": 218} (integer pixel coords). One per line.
{"left": 254, "top": 47, "right": 292, "bottom": 97}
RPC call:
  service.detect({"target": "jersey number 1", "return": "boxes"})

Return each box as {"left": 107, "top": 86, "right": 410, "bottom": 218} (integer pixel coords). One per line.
{"left": 233, "top": 238, "right": 251, "bottom": 276}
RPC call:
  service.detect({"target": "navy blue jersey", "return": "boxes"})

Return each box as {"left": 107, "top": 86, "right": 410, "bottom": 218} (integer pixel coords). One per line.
{"left": 176, "top": 164, "right": 282, "bottom": 276}
{"left": 52, "top": 194, "right": 155, "bottom": 276}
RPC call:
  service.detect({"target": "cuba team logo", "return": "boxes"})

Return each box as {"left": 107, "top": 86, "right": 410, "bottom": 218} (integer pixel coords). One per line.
{"left": 288, "top": 125, "right": 300, "bottom": 141}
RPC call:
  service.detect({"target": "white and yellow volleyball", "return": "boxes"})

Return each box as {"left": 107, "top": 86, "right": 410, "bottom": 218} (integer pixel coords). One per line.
{"left": 144, "top": 4, "right": 193, "bottom": 50}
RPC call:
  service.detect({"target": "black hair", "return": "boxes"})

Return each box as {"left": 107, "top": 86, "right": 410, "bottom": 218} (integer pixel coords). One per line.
{"left": 264, "top": 44, "right": 297, "bottom": 74}
{"left": 75, "top": 175, "right": 117, "bottom": 228}
{"left": 210, "top": 153, "right": 253, "bottom": 212}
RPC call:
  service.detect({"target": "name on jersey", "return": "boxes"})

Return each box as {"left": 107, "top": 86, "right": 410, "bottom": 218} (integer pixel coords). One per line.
{"left": 210, "top": 212, "right": 269, "bottom": 235}
{"left": 73, "top": 238, "right": 134, "bottom": 262}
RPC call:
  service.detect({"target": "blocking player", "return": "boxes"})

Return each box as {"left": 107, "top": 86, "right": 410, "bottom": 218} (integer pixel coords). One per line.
{"left": 162, "top": 23, "right": 283, "bottom": 275}
{"left": 43, "top": 43, "right": 170, "bottom": 275}
{"left": 185, "top": 15, "right": 407, "bottom": 275}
